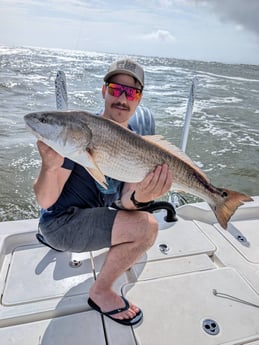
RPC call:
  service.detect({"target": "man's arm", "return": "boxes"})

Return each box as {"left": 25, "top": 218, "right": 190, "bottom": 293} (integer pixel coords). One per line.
{"left": 33, "top": 141, "right": 71, "bottom": 209}
{"left": 120, "top": 164, "right": 173, "bottom": 210}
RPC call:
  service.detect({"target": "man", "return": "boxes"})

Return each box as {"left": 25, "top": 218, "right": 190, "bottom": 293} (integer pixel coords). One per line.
{"left": 34, "top": 59, "right": 173, "bottom": 326}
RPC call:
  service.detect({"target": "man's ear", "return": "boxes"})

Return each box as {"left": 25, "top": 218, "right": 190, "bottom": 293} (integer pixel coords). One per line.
{"left": 102, "top": 84, "right": 106, "bottom": 99}
{"left": 137, "top": 93, "right": 143, "bottom": 105}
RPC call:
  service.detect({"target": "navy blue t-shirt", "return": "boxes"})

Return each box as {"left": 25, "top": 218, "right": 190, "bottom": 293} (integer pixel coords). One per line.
{"left": 40, "top": 157, "right": 123, "bottom": 222}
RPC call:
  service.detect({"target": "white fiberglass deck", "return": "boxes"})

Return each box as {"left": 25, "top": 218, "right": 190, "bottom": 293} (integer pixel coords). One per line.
{"left": 0, "top": 197, "right": 259, "bottom": 345}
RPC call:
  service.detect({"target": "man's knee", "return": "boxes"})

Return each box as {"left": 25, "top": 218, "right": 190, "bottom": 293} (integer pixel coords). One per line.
{"left": 136, "top": 211, "right": 159, "bottom": 247}
{"left": 111, "top": 210, "right": 158, "bottom": 248}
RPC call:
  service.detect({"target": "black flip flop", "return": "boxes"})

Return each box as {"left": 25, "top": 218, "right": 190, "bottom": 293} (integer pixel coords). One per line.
{"left": 88, "top": 296, "right": 143, "bottom": 326}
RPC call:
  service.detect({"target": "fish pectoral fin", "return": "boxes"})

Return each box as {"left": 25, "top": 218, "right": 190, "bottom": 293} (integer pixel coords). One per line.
{"left": 69, "top": 150, "right": 96, "bottom": 168}
{"left": 66, "top": 148, "right": 107, "bottom": 189}
{"left": 81, "top": 151, "right": 107, "bottom": 189}
{"left": 86, "top": 167, "right": 107, "bottom": 189}
{"left": 42, "top": 139, "right": 96, "bottom": 169}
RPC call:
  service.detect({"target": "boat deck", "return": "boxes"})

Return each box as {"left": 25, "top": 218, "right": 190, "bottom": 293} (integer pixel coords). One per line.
{"left": 0, "top": 197, "right": 259, "bottom": 345}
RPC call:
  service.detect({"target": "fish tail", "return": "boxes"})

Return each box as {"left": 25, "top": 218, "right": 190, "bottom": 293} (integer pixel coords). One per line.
{"left": 209, "top": 188, "right": 253, "bottom": 229}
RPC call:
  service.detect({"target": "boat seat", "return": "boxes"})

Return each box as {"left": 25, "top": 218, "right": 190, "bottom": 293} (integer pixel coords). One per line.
{"left": 129, "top": 105, "right": 155, "bottom": 135}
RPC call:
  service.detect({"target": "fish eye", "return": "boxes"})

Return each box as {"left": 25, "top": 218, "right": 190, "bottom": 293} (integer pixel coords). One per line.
{"left": 39, "top": 117, "right": 47, "bottom": 123}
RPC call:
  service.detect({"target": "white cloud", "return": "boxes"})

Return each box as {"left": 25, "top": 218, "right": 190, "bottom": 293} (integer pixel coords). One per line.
{"left": 0, "top": 0, "right": 259, "bottom": 64}
{"left": 157, "top": 0, "right": 173, "bottom": 7}
{"left": 193, "top": 0, "right": 259, "bottom": 39}
{"left": 141, "top": 29, "right": 176, "bottom": 42}
{"left": 235, "top": 24, "right": 244, "bottom": 32}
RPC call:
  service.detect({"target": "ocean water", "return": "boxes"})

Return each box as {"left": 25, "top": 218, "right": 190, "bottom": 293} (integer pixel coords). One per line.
{"left": 0, "top": 45, "right": 258, "bottom": 221}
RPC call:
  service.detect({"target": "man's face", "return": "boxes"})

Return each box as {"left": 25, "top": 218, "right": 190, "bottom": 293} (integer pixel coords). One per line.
{"left": 102, "top": 74, "right": 142, "bottom": 126}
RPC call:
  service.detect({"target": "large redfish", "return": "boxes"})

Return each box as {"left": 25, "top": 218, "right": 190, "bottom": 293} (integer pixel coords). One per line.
{"left": 24, "top": 110, "right": 253, "bottom": 229}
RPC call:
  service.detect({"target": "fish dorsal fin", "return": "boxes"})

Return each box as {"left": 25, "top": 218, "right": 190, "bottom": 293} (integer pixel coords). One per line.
{"left": 143, "top": 135, "right": 177, "bottom": 152}
{"left": 142, "top": 135, "right": 209, "bottom": 182}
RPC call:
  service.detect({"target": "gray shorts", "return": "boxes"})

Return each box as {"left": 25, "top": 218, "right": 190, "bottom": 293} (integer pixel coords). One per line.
{"left": 39, "top": 206, "right": 118, "bottom": 252}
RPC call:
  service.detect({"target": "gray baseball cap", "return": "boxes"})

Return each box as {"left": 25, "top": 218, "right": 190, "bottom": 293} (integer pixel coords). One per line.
{"left": 104, "top": 59, "right": 144, "bottom": 88}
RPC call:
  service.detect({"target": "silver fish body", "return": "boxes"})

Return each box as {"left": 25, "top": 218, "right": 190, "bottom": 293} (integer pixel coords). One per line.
{"left": 24, "top": 110, "right": 253, "bottom": 229}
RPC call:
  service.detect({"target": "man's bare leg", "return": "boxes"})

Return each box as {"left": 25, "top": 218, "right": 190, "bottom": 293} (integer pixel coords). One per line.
{"left": 89, "top": 210, "right": 158, "bottom": 320}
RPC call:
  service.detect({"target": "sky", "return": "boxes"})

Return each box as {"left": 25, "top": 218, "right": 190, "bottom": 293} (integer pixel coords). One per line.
{"left": 0, "top": 0, "right": 259, "bottom": 65}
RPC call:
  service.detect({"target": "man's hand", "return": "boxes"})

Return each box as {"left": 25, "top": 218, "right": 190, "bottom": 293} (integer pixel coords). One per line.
{"left": 34, "top": 141, "right": 69, "bottom": 209}
{"left": 134, "top": 164, "right": 173, "bottom": 203}
{"left": 37, "top": 140, "right": 64, "bottom": 171}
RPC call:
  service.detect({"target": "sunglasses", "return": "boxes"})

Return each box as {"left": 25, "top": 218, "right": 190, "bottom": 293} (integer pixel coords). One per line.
{"left": 105, "top": 82, "right": 142, "bottom": 101}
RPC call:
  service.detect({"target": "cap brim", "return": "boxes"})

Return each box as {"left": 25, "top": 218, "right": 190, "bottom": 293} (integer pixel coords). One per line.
{"left": 104, "top": 70, "right": 144, "bottom": 88}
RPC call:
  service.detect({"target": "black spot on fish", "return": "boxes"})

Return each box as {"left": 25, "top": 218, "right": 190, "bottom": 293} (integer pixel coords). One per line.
{"left": 221, "top": 191, "right": 228, "bottom": 198}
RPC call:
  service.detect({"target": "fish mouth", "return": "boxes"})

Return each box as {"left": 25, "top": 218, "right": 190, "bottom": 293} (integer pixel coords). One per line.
{"left": 25, "top": 124, "right": 43, "bottom": 141}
